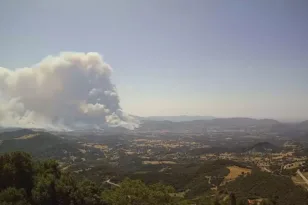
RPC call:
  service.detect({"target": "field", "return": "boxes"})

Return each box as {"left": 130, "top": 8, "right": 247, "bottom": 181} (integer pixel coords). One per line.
{"left": 82, "top": 143, "right": 108, "bottom": 150}
{"left": 225, "top": 166, "right": 251, "bottom": 180}
{"left": 283, "top": 161, "right": 305, "bottom": 169}
{"left": 142, "top": 160, "right": 177, "bottom": 165}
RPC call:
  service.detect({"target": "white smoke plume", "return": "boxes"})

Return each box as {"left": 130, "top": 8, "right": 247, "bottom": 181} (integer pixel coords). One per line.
{"left": 0, "top": 52, "right": 139, "bottom": 131}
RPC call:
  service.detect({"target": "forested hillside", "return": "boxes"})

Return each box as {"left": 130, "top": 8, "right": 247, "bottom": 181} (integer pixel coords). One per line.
{"left": 0, "top": 130, "right": 104, "bottom": 162}
{"left": 2, "top": 151, "right": 297, "bottom": 205}
{"left": 225, "top": 171, "right": 308, "bottom": 205}
{"left": 2, "top": 128, "right": 308, "bottom": 204}
{"left": 0, "top": 152, "right": 191, "bottom": 205}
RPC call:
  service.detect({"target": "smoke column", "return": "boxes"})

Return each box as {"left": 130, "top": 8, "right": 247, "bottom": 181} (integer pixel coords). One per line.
{"left": 0, "top": 52, "right": 138, "bottom": 130}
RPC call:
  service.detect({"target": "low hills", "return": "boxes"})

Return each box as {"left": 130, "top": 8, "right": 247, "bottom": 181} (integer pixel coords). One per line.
{"left": 137, "top": 117, "right": 282, "bottom": 133}
{"left": 225, "top": 171, "right": 308, "bottom": 205}
{"left": 246, "top": 142, "right": 280, "bottom": 154}
{"left": 0, "top": 129, "right": 104, "bottom": 162}
{"left": 298, "top": 120, "right": 308, "bottom": 131}
{"left": 2, "top": 117, "right": 308, "bottom": 135}
{"left": 0, "top": 129, "right": 35, "bottom": 140}
{"left": 141, "top": 115, "right": 215, "bottom": 122}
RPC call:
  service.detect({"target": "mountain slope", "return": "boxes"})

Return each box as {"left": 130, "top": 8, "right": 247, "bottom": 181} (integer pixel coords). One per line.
{"left": 137, "top": 117, "right": 281, "bottom": 133}
{"left": 225, "top": 171, "right": 308, "bottom": 205}
{"left": 0, "top": 129, "right": 35, "bottom": 140}
{"left": 144, "top": 115, "right": 215, "bottom": 122}
{"left": 298, "top": 120, "right": 308, "bottom": 131}
{"left": 0, "top": 130, "right": 104, "bottom": 162}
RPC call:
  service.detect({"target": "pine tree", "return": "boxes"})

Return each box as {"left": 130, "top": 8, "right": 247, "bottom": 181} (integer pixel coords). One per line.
{"left": 229, "top": 193, "right": 236, "bottom": 205}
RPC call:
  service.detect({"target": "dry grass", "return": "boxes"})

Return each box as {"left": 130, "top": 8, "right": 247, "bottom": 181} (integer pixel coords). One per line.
{"left": 292, "top": 175, "right": 305, "bottom": 184}
{"left": 225, "top": 166, "right": 251, "bottom": 180}
{"left": 302, "top": 172, "right": 308, "bottom": 179}
{"left": 93, "top": 144, "right": 108, "bottom": 149}
{"left": 82, "top": 143, "right": 108, "bottom": 150}
{"left": 284, "top": 161, "right": 305, "bottom": 170}
{"left": 169, "top": 191, "right": 186, "bottom": 198}
{"left": 292, "top": 174, "right": 308, "bottom": 190}
{"left": 62, "top": 165, "right": 71, "bottom": 171}
{"left": 142, "top": 161, "right": 176, "bottom": 165}
{"left": 16, "top": 133, "right": 39, "bottom": 140}
{"left": 125, "top": 151, "right": 135, "bottom": 155}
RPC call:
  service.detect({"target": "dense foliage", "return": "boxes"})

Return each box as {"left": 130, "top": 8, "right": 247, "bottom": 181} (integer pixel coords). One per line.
{"left": 0, "top": 152, "right": 191, "bottom": 205}
{"left": 0, "top": 130, "right": 104, "bottom": 163}
{"left": 225, "top": 170, "right": 308, "bottom": 205}
{"left": 102, "top": 178, "right": 190, "bottom": 205}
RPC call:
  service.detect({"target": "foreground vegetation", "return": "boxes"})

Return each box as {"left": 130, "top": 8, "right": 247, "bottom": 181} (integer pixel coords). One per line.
{"left": 225, "top": 170, "right": 308, "bottom": 205}
{"left": 2, "top": 152, "right": 308, "bottom": 204}
{"left": 0, "top": 152, "right": 192, "bottom": 205}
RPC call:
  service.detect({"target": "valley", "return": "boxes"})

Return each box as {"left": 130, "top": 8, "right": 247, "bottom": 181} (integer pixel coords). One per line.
{"left": 1, "top": 118, "right": 308, "bottom": 204}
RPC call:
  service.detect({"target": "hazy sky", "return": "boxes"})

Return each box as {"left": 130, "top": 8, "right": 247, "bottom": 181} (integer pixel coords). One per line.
{"left": 1, "top": 0, "right": 308, "bottom": 121}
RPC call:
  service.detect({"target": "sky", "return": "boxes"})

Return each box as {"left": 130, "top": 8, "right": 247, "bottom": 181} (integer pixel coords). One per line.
{"left": 0, "top": 0, "right": 308, "bottom": 122}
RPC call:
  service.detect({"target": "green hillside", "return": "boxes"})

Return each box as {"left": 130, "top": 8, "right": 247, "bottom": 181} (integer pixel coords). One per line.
{"left": 0, "top": 152, "right": 191, "bottom": 205}
{"left": 0, "top": 130, "right": 104, "bottom": 162}
{"left": 225, "top": 171, "right": 308, "bottom": 205}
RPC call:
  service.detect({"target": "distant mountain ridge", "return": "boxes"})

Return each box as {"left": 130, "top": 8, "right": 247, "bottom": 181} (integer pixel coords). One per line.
{"left": 1, "top": 118, "right": 308, "bottom": 134}
{"left": 205, "top": 118, "right": 280, "bottom": 127}
{"left": 136, "top": 117, "right": 282, "bottom": 133}
{"left": 298, "top": 120, "right": 308, "bottom": 130}
{"left": 138, "top": 115, "right": 215, "bottom": 122}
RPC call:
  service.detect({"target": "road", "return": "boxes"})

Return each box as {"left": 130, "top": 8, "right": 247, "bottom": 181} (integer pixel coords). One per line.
{"left": 296, "top": 169, "right": 308, "bottom": 187}
{"left": 104, "top": 179, "right": 120, "bottom": 187}
{"left": 262, "top": 167, "right": 271, "bottom": 173}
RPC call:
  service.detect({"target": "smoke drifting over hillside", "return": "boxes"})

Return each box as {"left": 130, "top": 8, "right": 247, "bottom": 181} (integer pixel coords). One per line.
{"left": 0, "top": 52, "right": 138, "bottom": 130}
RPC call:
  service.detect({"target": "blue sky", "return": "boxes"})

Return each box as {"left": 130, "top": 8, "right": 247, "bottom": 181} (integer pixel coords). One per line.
{"left": 1, "top": 0, "right": 308, "bottom": 121}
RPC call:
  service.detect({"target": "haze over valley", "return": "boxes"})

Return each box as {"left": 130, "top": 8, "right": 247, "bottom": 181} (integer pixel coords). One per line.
{"left": 1, "top": 1, "right": 308, "bottom": 204}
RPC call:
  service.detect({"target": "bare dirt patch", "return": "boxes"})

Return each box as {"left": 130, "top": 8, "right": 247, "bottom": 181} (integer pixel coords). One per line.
{"left": 225, "top": 166, "right": 251, "bottom": 180}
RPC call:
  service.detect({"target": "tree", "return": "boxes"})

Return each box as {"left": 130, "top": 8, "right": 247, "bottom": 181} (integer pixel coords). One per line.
{"left": 237, "top": 198, "right": 248, "bottom": 205}
{"left": 226, "top": 171, "right": 308, "bottom": 205}
{"left": 102, "top": 178, "right": 190, "bottom": 205}
{"left": 0, "top": 152, "right": 109, "bottom": 205}
{"left": 229, "top": 193, "right": 236, "bottom": 205}
{"left": 0, "top": 152, "right": 34, "bottom": 195}
{"left": 196, "top": 195, "right": 214, "bottom": 205}
{"left": 0, "top": 187, "right": 30, "bottom": 205}
{"left": 74, "top": 179, "right": 105, "bottom": 205}
{"left": 214, "top": 198, "right": 221, "bottom": 205}
{"left": 31, "top": 174, "right": 57, "bottom": 205}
